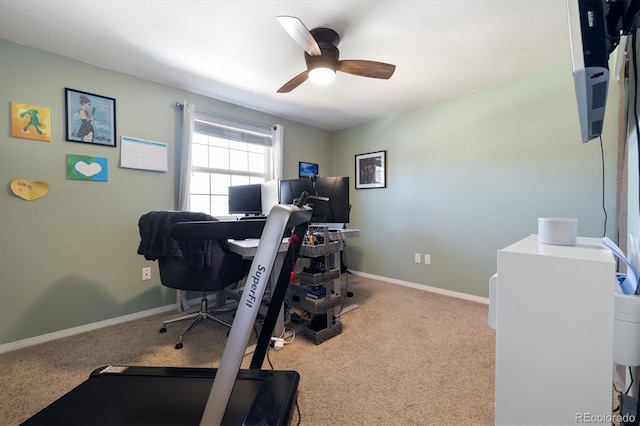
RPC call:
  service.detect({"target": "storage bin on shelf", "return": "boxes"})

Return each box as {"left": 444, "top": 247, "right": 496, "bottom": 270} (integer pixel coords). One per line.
{"left": 299, "top": 268, "right": 339, "bottom": 285}
{"left": 302, "top": 294, "right": 341, "bottom": 314}
{"left": 299, "top": 241, "right": 339, "bottom": 257}
{"left": 302, "top": 317, "right": 343, "bottom": 344}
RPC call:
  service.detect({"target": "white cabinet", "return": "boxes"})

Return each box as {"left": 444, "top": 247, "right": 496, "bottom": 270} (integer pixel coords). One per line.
{"left": 495, "top": 235, "right": 615, "bottom": 425}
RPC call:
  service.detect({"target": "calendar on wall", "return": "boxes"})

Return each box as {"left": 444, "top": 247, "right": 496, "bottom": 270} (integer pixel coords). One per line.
{"left": 120, "top": 135, "right": 168, "bottom": 172}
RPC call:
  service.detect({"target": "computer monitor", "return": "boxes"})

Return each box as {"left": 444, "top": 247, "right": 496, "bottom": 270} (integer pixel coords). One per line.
{"left": 228, "top": 184, "right": 262, "bottom": 216}
{"left": 299, "top": 161, "right": 319, "bottom": 178}
{"left": 279, "top": 177, "right": 350, "bottom": 224}
{"left": 279, "top": 178, "right": 314, "bottom": 205}
{"left": 310, "top": 176, "right": 350, "bottom": 224}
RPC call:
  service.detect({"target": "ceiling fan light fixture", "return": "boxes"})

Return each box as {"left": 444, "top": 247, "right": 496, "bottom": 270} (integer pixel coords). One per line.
{"left": 308, "top": 66, "right": 336, "bottom": 85}
{"left": 277, "top": 17, "right": 395, "bottom": 93}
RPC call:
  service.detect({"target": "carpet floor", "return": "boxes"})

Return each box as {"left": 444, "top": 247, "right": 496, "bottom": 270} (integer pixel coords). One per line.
{"left": 0, "top": 275, "right": 495, "bottom": 425}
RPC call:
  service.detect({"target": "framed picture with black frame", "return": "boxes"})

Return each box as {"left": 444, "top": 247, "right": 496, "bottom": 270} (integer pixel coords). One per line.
{"left": 65, "top": 88, "right": 117, "bottom": 147}
{"left": 299, "top": 161, "right": 319, "bottom": 177}
{"left": 355, "top": 150, "right": 386, "bottom": 189}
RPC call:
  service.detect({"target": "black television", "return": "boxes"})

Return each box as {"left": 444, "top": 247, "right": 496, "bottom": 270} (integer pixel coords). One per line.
{"left": 568, "top": 0, "right": 640, "bottom": 142}
{"left": 299, "top": 161, "right": 319, "bottom": 178}
{"left": 280, "top": 176, "right": 350, "bottom": 224}
{"left": 228, "top": 183, "right": 262, "bottom": 216}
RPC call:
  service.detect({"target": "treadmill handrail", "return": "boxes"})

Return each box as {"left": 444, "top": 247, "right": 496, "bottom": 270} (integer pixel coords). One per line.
{"left": 199, "top": 204, "right": 312, "bottom": 426}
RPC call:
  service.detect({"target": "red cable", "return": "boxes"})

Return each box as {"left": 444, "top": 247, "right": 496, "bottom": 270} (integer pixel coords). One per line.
{"left": 289, "top": 232, "right": 299, "bottom": 282}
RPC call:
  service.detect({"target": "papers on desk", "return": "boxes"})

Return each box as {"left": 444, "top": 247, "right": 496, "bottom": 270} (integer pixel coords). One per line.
{"left": 602, "top": 236, "right": 639, "bottom": 294}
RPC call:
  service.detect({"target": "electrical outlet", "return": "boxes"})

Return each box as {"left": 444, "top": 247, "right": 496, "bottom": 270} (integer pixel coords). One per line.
{"left": 414, "top": 253, "right": 421, "bottom": 263}
{"left": 424, "top": 254, "right": 431, "bottom": 265}
{"left": 142, "top": 267, "right": 151, "bottom": 281}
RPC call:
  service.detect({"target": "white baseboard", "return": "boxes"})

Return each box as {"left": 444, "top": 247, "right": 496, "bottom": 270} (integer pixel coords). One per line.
{"left": 0, "top": 304, "right": 176, "bottom": 354}
{"left": 348, "top": 270, "right": 489, "bottom": 305}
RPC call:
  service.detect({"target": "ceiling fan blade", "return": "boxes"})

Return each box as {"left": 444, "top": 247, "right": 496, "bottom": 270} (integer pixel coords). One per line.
{"left": 337, "top": 60, "right": 396, "bottom": 79}
{"left": 277, "top": 70, "right": 309, "bottom": 93}
{"left": 277, "top": 16, "right": 321, "bottom": 56}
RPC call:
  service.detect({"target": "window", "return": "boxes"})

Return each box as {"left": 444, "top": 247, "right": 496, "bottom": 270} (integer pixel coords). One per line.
{"left": 187, "top": 113, "right": 275, "bottom": 217}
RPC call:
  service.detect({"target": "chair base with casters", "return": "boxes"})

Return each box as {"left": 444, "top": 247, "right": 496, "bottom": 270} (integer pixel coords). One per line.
{"left": 159, "top": 290, "right": 237, "bottom": 349}
{"left": 156, "top": 247, "right": 247, "bottom": 349}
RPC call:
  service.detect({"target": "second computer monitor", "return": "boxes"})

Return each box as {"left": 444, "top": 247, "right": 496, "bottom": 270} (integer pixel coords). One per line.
{"left": 228, "top": 183, "right": 263, "bottom": 216}
{"left": 279, "top": 176, "right": 350, "bottom": 224}
{"left": 279, "top": 178, "right": 314, "bottom": 205}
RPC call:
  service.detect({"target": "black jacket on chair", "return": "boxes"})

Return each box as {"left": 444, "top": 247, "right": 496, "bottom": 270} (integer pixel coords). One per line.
{"left": 137, "top": 210, "right": 246, "bottom": 292}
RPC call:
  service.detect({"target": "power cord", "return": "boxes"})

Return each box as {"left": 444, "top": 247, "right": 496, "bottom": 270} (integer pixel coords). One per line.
{"left": 264, "top": 333, "right": 302, "bottom": 426}
{"left": 633, "top": 31, "right": 640, "bottom": 219}
{"left": 282, "top": 327, "right": 296, "bottom": 345}
{"left": 599, "top": 135, "right": 608, "bottom": 238}
{"left": 336, "top": 232, "right": 351, "bottom": 317}
{"left": 613, "top": 367, "right": 635, "bottom": 414}
{"left": 294, "top": 397, "right": 301, "bottom": 426}
{"left": 269, "top": 327, "right": 296, "bottom": 351}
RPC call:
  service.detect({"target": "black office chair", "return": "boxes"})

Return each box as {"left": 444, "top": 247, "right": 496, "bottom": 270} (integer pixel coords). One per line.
{"left": 137, "top": 211, "right": 247, "bottom": 349}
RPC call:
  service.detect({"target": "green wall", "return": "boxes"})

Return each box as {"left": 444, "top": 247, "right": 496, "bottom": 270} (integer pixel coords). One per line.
{"left": 332, "top": 66, "right": 619, "bottom": 297}
{"left": 0, "top": 39, "right": 331, "bottom": 345}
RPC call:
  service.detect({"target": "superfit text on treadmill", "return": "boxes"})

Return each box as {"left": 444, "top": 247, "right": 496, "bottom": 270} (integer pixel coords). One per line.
{"left": 245, "top": 264, "right": 266, "bottom": 308}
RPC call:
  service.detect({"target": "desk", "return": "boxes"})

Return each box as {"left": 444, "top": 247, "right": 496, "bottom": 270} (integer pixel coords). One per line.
{"left": 329, "top": 228, "right": 359, "bottom": 240}
{"left": 229, "top": 238, "right": 290, "bottom": 338}
{"left": 229, "top": 238, "right": 289, "bottom": 258}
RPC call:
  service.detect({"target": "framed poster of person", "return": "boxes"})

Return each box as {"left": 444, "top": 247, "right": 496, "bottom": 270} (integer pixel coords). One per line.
{"left": 65, "top": 88, "right": 116, "bottom": 147}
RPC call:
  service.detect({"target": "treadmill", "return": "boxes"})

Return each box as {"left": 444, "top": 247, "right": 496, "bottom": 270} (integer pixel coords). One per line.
{"left": 21, "top": 202, "right": 313, "bottom": 426}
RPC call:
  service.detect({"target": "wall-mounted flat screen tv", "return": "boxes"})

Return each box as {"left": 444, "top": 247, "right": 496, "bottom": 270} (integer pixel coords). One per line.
{"left": 299, "top": 162, "right": 319, "bottom": 178}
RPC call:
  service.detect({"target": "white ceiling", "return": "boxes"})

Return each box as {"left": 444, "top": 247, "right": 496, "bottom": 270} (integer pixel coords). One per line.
{"left": 0, "top": 0, "right": 571, "bottom": 131}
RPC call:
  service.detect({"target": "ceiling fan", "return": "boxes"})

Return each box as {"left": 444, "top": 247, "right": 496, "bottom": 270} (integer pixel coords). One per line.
{"left": 276, "top": 16, "right": 396, "bottom": 93}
